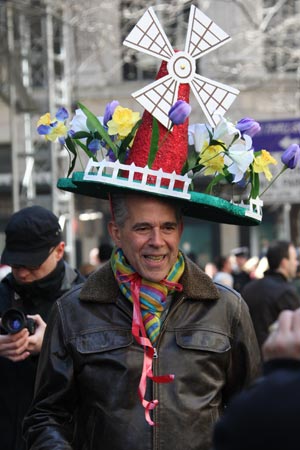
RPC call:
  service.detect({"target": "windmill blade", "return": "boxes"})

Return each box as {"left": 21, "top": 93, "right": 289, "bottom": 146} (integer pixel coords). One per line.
{"left": 185, "top": 5, "right": 231, "bottom": 60}
{"left": 123, "top": 7, "right": 174, "bottom": 62}
{"left": 132, "top": 74, "right": 178, "bottom": 129}
{"left": 190, "top": 74, "right": 240, "bottom": 127}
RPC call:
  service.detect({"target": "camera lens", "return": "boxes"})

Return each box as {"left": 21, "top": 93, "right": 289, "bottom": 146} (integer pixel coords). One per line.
{"left": 2, "top": 309, "right": 27, "bottom": 334}
{"left": 8, "top": 318, "right": 23, "bottom": 332}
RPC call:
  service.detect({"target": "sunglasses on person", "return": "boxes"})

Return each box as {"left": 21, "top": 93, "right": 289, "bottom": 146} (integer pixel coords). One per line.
{"left": 10, "top": 246, "right": 57, "bottom": 271}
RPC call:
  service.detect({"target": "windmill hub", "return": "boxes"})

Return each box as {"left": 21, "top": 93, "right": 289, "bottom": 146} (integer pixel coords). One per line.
{"left": 168, "top": 51, "right": 196, "bottom": 83}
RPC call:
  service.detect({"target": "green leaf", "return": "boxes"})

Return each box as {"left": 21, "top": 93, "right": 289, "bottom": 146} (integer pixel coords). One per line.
{"left": 205, "top": 173, "right": 226, "bottom": 194}
{"left": 147, "top": 117, "right": 160, "bottom": 168}
{"left": 72, "top": 131, "right": 92, "bottom": 139}
{"left": 118, "top": 119, "right": 142, "bottom": 163}
{"left": 65, "top": 136, "right": 78, "bottom": 177}
{"left": 249, "top": 169, "right": 260, "bottom": 199}
{"left": 182, "top": 149, "right": 201, "bottom": 174}
{"left": 78, "top": 102, "right": 119, "bottom": 158}
{"left": 73, "top": 138, "right": 97, "bottom": 161}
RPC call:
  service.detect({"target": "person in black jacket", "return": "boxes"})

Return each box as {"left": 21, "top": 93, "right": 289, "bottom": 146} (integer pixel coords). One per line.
{"left": 0, "top": 205, "right": 85, "bottom": 450}
{"left": 241, "top": 240, "right": 300, "bottom": 350}
{"left": 213, "top": 307, "right": 300, "bottom": 450}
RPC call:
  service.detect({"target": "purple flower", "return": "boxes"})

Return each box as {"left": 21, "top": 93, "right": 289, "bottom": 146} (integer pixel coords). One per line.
{"left": 103, "top": 100, "right": 119, "bottom": 126}
{"left": 106, "top": 148, "right": 117, "bottom": 162}
{"left": 55, "top": 107, "right": 69, "bottom": 121}
{"left": 37, "top": 124, "right": 52, "bottom": 135}
{"left": 236, "top": 117, "right": 261, "bottom": 138}
{"left": 88, "top": 138, "right": 101, "bottom": 154}
{"left": 281, "top": 144, "right": 300, "bottom": 169}
{"left": 168, "top": 100, "right": 191, "bottom": 125}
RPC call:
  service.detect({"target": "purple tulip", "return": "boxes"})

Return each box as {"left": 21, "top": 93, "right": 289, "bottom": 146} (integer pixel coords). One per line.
{"left": 103, "top": 100, "right": 119, "bottom": 126}
{"left": 168, "top": 100, "right": 191, "bottom": 126}
{"left": 236, "top": 117, "right": 261, "bottom": 138}
{"left": 281, "top": 144, "right": 300, "bottom": 169}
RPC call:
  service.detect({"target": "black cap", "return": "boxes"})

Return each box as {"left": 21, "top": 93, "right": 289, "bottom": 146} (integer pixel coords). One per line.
{"left": 1, "top": 206, "right": 62, "bottom": 267}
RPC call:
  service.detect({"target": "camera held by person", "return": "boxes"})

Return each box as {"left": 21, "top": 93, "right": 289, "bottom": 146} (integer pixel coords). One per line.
{"left": 0, "top": 308, "right": 36, "bottom": 335}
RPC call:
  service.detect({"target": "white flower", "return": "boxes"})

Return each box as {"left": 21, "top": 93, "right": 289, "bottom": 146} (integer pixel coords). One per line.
{"left": 70, "top": 109, "right": 103, "bottom": 133}
{"left": 224, "top": 134, "right": 254, "bottom": 182}
{"left": 213, "top": 115, "right": 240, "bottom": 147}
{"left": 188, "top": 123, "right": 211, "bottom": 153}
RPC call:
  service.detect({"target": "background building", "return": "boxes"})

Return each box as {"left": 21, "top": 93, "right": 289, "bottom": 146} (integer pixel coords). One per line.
{"left": 0, "top": 0, "right": 300, "bottom": 267}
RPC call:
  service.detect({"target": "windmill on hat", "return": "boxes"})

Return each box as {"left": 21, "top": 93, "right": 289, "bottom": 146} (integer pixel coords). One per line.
{"left": 39, "top": 5, "right": 282, "bottom": 226}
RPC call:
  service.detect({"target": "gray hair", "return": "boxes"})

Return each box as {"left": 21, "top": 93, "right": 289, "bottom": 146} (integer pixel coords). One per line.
{"left": 110, "top": 192, "right": 183, "bottom": 228}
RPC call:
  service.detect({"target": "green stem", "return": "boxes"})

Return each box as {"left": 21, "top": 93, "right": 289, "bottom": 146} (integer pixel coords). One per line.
{"left": 259, "top": 165, "right": 287, "bottom": 197}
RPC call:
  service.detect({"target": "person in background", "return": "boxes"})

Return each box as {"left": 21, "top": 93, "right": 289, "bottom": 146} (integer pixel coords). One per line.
{"left": 212, "top": 308, "right": 300, "bottom": 450}
{"left": 292, "top": 262, "right": 300, "bottom": 296}
{"left": 242, "top": 240, "right": 300, "bottom": 351}
{"left": 80, "top": 242, "right": 114, "bottom": 277}
{"left": 231, "top": 246, "right": 251, "bottom": 293}
{"left": 213, "top": 255, "right": 234, "bottom": 288}
{"left": 0, "top": 205, "right": 85, "bottom": 450}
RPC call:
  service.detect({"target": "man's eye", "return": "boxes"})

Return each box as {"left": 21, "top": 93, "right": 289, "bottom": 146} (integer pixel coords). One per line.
{"left": 135, "top": 226, "right": 149, "bottom": 232}
{"left": 163, "top": 225, "right": 176, "bottom": 232}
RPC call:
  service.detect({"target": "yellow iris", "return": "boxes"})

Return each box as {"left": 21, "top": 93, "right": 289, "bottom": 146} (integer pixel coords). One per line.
{"left": 37, "top": 112, "right": 52, "bottom": 127}
{"left": 46, "top": 122, "right": 68, "bottom": 142}
{"left": 199, "top": 145, "right": 225, "bottom": 175}
{"left": 253, "top": 150, "right": 277, "bottom": 181}
{"left": 107, "top": 106, "right": 140, "bottom": 139}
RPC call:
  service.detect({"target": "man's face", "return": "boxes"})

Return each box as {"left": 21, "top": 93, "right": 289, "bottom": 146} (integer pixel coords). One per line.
{"left": 109, "top": 195, "right": 183, "bottom": 282}
{"left": 11, "top": 242, "right": 65, "bottom": 284}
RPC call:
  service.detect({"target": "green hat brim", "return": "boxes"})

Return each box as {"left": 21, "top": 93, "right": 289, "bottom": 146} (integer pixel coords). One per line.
{"left": 57, "top": 172, "right": 261, "bottom": 226}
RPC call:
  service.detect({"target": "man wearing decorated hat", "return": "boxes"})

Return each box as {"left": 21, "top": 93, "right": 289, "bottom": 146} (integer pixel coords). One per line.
{"left": 24, "top": 5, "right": 300, "bottom": 450}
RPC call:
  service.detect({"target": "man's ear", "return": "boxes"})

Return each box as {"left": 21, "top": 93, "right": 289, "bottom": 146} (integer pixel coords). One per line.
{"left": 55, "top": 242, "right": 65, "bottom": 261}
{"left": 108, "top": 221, "right": 121, "bottom": 246}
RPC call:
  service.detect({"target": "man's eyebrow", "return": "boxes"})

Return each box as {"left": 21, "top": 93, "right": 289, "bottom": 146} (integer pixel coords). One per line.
{"left": 132, "top": 222, "right": 151, "bottom": 230}
{"left": 132, "top": 221, "right": 178, "bottom": 230}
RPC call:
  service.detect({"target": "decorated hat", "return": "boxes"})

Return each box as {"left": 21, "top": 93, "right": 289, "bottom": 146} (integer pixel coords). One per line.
{"left": 37, "top": 5, "right": 298, "bottom": 226}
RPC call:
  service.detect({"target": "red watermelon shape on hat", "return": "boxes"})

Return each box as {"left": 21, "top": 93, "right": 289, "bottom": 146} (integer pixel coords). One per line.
{"left": 125, "top": 60, "right": 190, "bottom": 186}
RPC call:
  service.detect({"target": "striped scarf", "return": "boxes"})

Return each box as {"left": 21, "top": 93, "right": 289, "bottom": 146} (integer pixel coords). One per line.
{"left": 111, "top": 247, "right": 184, "bottom": 345}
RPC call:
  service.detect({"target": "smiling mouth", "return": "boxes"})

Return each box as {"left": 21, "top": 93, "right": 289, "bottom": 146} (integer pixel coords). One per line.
{"left": 144, "top": 255, "right": 165, "bottom": 262}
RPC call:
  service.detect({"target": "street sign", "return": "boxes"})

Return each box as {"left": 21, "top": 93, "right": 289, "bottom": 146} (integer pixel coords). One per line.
{"left": 252, "top": 118, "right": 300, "bottom": 204}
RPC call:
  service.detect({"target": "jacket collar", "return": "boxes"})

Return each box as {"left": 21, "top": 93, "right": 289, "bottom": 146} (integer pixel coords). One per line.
{"left": 79, "top": 255, "right": 220, "bottom": 304}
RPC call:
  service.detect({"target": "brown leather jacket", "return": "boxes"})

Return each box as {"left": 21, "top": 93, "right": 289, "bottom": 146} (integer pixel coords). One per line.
{"left": 24, "top": 257, "right": 261, "bottom": 450}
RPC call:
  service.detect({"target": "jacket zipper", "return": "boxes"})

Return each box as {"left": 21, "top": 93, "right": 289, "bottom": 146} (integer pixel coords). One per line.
{"left": 152, "top": 293, "right": 186, "bottom": 450}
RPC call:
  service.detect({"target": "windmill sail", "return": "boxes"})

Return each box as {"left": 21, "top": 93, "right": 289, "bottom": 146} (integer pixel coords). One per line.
{"left": 123, "top": 7, "right": 174, "bottom": 61}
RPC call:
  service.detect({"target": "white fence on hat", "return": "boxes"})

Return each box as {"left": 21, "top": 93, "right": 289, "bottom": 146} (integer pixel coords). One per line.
{"left": 83, "top": 158, "right": 192, "bottom": 199}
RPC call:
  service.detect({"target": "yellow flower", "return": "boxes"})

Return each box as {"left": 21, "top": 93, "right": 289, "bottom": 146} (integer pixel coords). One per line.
{"left": 199, "top": 145, "right": 225, "bottom": 175}
{"left": 46, "top": 122, "right": 68, "bottom": 142}
{"left": 107, "top": 106, "right": 140, "bottom": 139}
{"left": 37, "top": 112, "right": 52, "bottom": 127}
{"left": 253, "top": 149, "right": 277, "bottom": 181}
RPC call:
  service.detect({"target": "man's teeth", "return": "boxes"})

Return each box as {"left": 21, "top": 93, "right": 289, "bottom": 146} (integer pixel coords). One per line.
{"left": 146, "top": 255, "right": 164, "bottom": 261}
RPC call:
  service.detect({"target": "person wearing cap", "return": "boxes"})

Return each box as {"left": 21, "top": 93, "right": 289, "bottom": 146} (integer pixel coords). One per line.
{"left": 0, "top": 205, "right": 85, "bottom": 450}
{"left": 22, "top": 6, "right": 277, "bottom": 450}
{"left": 212, "top": 308, "right": 300, "bottom": 450}
{"left": 231, "top": 246, "right": 252, "bottom": 293}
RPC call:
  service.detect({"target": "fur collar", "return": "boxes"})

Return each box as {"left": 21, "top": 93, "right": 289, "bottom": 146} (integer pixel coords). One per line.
{"left": 79, "top": 255, "right": 220, "bottom": 304}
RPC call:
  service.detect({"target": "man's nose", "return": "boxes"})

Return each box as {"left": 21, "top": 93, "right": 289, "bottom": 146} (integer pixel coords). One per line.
{"left": 149, "top": 228, "right": 164, "bottom": 246}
